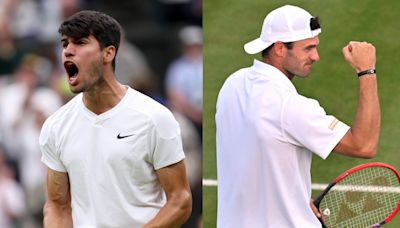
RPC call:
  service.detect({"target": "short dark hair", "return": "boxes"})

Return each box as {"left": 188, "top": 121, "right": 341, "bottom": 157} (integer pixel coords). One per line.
{"left": 310, "top": 17, "right": 321, "bottom": 31}
{"left": 58, "top": 10, "right": 121, "bottom": 70}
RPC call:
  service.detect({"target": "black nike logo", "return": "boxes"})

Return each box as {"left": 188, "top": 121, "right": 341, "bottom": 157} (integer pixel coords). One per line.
{"left": 117, "top": 133, "right": 135, "bottom": 139}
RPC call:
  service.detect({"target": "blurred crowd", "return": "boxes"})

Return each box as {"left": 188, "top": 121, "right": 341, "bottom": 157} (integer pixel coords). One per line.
{"left": 0, "top": 0, "right": 202, "bottom": 227}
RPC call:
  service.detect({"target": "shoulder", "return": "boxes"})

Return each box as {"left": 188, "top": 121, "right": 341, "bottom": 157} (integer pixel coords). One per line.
{"left": 218, "top": 66, "right": 263, "bottom": 100}
{"left": 220, "top": 67, "right": 250, "bottom": 90}
{"left": 217, "top": 67, "right": 249, "bottom": 104}
{"left": 39, "top": 94, "right": 82, "bottom": 141}
{"left": 45, "top": 94, "right": 82, "bottom": 125}
{"left": 126, "top": 89, "right": 180, "bottom": 138}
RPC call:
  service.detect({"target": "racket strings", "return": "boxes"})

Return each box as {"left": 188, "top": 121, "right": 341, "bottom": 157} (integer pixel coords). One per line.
{"left": 319, "top": 166, "right": 400, "bottom": 228}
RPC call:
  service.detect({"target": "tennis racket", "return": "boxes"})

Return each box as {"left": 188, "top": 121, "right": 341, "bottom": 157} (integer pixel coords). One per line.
{"left": 313, "top": 162, "right": 400, "bottom": 228}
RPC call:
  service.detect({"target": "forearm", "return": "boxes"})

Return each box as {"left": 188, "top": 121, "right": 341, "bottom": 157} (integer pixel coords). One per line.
{"left": 43, "top": 200, "right": 73, "bottom": 228}
{"left": 351, "top": 75, "right": 380, "bottom": 154}
{"left": 335, "top": 42, "right": 380, "bottom": 157}
{"left": 144, "top": 191, "right": 192, "bottom": 228}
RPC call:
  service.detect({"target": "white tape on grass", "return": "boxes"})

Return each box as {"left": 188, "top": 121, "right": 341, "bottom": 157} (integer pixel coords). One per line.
{"left": 311, "top": 183, "right": 400, "bottom": 193}
{"left": 203, "top": 179, "right": 400, "bottom": 193}
{"left": 203, "top": 179, "right": 218, "bottom": 186}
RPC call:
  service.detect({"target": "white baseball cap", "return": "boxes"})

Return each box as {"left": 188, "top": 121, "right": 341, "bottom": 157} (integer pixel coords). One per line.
{"left": 244, "top": 5, "right": 321, "bottom": 54}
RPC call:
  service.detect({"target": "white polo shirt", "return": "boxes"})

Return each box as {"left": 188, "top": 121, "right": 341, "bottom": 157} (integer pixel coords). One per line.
{"left": 40, "top": 87, "right": 185, "bottom": 228}
{"left": 216, "top": 59, "right": 349, "bottom": 228}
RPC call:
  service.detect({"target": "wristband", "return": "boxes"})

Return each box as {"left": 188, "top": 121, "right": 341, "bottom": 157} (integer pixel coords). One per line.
{"left": 357, "top": 69, "right": 376, "bottom": 77}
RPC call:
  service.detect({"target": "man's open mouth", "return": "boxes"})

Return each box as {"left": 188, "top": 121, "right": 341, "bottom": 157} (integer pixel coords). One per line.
{"left": 64, "top": 61, "right": 79, "bottom": 78}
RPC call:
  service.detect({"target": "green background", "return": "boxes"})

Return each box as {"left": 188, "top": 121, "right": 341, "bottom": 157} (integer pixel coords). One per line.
{"left": 203, "top": 0, "right": 400, "bottom": 227}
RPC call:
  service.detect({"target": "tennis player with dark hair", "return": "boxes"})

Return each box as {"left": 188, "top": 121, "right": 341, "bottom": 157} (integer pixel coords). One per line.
{"left": 39, "top": 10, "right": 192, "bottom": 227}
{"left": 216, "top": 5, "right": 380, "bottom": 227}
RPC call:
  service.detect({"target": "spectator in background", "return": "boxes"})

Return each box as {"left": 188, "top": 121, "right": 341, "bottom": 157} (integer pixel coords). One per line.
{"left": 15, "top": 88, "right": 62, "bottom": 228}
{"left": 0, "top": 146, "right": 25, "bottom": 228}
{"left": 165, "top": 25, "right": 203, "bottom": 228}
{"left": 166, "top": 25, "right": 203, "bottom": 135}
{"left": 0, "top": 54, "right": 63, "bottom": 228}
{"left": 116, "top": 34, "right": 156, "bottom": 95}
{"left": 0, "top": 0, "right": 24, "bottom": 80}
{"left": 0, "top": 54, "right": 41, "bottom": 161}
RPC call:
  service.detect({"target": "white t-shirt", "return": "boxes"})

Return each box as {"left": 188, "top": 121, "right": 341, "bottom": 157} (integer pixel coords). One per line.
{"left": 216, "top": 60, "right": 350, "bottom": 228}
{"left": 40, "top": 87, "right": 185, "bottom": 228}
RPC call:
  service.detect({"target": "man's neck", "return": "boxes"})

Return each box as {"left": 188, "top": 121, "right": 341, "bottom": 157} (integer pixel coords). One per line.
{"left": 263, "top": 57, "right": 294, "bottom": 80}
{"left": 82, "top": 73, "right": 127, "bottom": 115}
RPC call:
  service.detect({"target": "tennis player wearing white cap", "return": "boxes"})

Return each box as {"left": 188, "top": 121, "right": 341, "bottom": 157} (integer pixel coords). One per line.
{"left": 216, "top": 5, "right": 380, "bottom": 228}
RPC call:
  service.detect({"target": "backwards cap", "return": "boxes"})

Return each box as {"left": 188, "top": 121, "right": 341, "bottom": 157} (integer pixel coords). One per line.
{"left": 244, "top": 5, "right": 321, "bottom": 54}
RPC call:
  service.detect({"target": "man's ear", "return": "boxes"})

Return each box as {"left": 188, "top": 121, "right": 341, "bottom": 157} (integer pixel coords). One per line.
{"left": 103, "top": 46, "right": 116, "bottom": 64}
{"left": 273, "top": 42, "right": 286, "bottom": 57}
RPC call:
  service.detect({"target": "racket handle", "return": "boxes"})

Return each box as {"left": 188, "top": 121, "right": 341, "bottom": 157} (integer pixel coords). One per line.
{"left": 313, "top": 181, "right": 336, "bottom": 207}
{"left": 312, "top": 196, "right": 326, "bottom": 228}
{"left": 313, "top": 194, "right": 323, "bottom": 208}
{"left": 313, "top": 182, "right": 336, "bottom": 228}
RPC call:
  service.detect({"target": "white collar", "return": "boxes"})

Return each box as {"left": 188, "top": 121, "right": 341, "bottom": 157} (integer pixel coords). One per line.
{"left": 250, "top": 59, "right": 297, "bottom": 92}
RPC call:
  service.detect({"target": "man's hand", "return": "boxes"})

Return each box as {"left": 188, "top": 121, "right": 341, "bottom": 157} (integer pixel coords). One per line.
{"left": 310, "top": 199, "right": 321, "bottom": 219}
{"left": 342, "top": 41, "right": 376, "bottom": 73}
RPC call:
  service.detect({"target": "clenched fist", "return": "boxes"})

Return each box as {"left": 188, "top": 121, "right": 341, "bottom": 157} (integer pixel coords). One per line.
{"left": 342, "top": 41, "right": 376, "bottom": 73}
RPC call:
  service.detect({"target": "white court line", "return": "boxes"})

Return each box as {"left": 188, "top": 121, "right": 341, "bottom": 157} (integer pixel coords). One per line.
{"left": 311, "top": 184, "right": 400, "bottom": 193}
{"left": 203, "top": 179, "right": 218, "bottom": 186}
{"left": 203, "top": 179, "right": 400, "bottom": 193}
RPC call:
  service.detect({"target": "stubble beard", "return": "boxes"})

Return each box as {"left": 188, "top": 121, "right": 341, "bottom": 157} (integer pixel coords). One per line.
{"left": 69, "top": 58, "right": 104, "bottom": 94}
{"left": 283, "top": 58, "right": 312, "bottom": 79}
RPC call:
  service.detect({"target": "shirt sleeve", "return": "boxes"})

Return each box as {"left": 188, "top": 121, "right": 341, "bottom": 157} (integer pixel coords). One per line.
{"left": 282, "top": 94, "right": 350, "bottom": 159}
{"left": 39, "top": 118, "right": 67, "bottom": 172}
{"left": 149, "top": 107, "right": 185, "bottom": 170}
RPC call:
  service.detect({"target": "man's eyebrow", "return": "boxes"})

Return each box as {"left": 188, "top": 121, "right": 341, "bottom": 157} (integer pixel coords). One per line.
{"left": 302, "top": 44, "right": 318, "bottom": 51}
